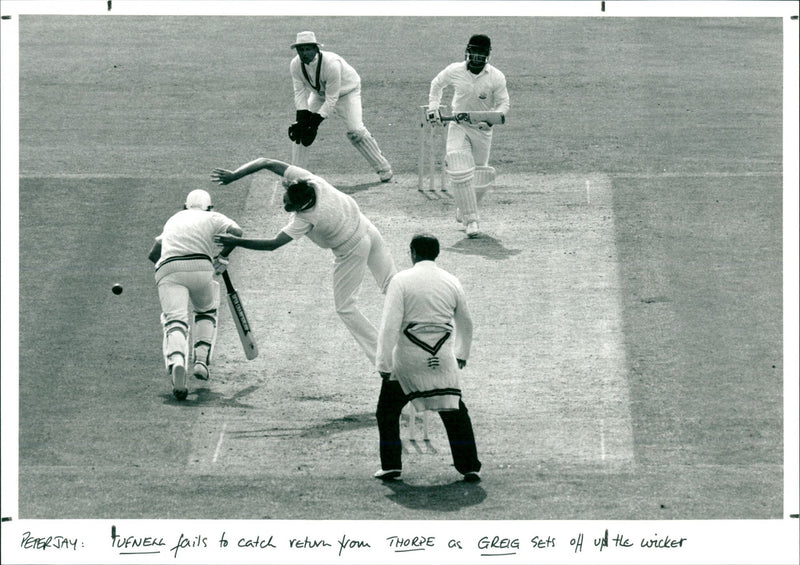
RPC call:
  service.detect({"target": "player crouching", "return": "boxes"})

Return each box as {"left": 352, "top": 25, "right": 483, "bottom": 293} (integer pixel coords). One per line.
{"left": 147, "top": 189, "right": 243, "bottom": 400}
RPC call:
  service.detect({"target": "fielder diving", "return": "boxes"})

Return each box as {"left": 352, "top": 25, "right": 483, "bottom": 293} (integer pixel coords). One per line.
{"left": 211, "top": 158, "right": 397, "bottom": 366}
{"left": 148, "top": 189, "right": 243, "bottom": 400}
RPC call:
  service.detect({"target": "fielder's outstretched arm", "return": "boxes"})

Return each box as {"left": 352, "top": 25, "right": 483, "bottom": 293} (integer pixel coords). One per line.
{"left": 211, "top": 158, "right": 291, "bottom": 185}
{"left": 215, "top": 231, "right": 293, "bottom": 252}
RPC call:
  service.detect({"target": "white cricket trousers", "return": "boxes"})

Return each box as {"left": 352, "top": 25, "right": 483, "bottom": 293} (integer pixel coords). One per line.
{"left": 446, "top": 122, "right": 493, "bottom": 166}
{"left": 332, "top": 219, "right": 397, "bottom": 366}
{"left": 308, "top": 86, "right": 365, "bottom": 132}
{"left": 156, "top": 265, "right": 219, "bottom": 368}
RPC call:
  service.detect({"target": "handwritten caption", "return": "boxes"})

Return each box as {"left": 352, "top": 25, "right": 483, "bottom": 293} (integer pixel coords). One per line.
{"left": 17, "top": 526, "right": 689, "bottom": 560}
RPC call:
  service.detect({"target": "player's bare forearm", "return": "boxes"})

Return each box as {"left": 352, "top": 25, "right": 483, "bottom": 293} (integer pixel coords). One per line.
{"left": 211, "top": 158, "right": 290, "bottom": 185}
{"left": 215, "top": 231, "right": 292, "bottom": 252}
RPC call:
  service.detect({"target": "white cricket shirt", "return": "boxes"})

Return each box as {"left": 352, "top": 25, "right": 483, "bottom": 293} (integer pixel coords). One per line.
{"left": 428, "top": 61, "right": 510, "bottom": 115}
{"left": 290, "top": 50, "right": 361, "bottom": 119}
{"left": 280, "top": 166, "right": 365, "bottom": 251}
{"left": 155, "top": 209, "right": 240, "bottom": 269}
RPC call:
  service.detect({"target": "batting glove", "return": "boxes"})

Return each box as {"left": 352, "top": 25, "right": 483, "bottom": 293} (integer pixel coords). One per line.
{"left": 212, "top": 254, "right": 229, "bottom": 276}
{"left": 477, "top": 121, "right": 492, "bottom": 131}
{"left": 426, "top": 108, "right": 441, "bottom": 125}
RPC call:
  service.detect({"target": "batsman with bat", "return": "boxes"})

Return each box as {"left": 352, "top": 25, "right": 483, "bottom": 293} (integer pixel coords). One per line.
{"left": 427, "top": 34, "right": 510, "bottom": 238}
{"left": 148, "top": 189, "right": 243, "bottom": 400}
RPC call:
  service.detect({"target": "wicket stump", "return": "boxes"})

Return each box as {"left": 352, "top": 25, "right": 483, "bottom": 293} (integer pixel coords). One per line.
{"left": 418, "top": 105, "right": 449, "bottom": 194}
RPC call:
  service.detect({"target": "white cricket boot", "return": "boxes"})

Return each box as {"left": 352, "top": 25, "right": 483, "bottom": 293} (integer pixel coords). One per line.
{"left": 193, "top": 361, "right": 209, "bottom": 381}
{"left": 170, "top": 354, "right": 187, "bottom": 400}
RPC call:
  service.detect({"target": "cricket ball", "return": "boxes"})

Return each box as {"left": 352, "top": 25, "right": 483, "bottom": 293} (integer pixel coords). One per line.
{"left": 112, "top": 283, "right": 123, "bottom": 295}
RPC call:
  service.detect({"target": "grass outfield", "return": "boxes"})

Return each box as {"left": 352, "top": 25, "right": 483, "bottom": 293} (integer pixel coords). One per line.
{"left": 14, "top": 15, "right": 783, "bottom": 521}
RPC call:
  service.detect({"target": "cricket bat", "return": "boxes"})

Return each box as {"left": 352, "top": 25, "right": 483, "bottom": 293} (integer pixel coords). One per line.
{"left": 440, "top": 111, "right": 505, "bottom": 126}
{"left": 221, "top": 269, "right": 259, "bottom": 360}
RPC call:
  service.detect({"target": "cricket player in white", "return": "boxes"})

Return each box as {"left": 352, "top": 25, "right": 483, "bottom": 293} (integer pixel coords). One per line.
{"left": 287, "top": 31, "right": 393, "bottom": 183}
{"left": 428, "top": 34, "right": 510, "bottom": 237}
{"left": 148, "top": 189, "right": 243, "bottom": 400}
{"left": 211, "top": 158, "right": 397, "bottom": 365}
{"left": 374, "top": 234, "right": 481, "bottom": 482}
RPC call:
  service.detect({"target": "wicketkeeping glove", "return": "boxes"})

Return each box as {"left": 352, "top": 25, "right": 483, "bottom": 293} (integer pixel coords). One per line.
{"left": 296, "top": 109, "right": 313, "bottom": 124}
{"left": 300, "top": 112, "right": 325, "bottom": 147}
{"left": 288, "top": 109, "right": 315, "bottom": 143}
{"left": 288, "top": 122, "right": 304, "bottom": 143}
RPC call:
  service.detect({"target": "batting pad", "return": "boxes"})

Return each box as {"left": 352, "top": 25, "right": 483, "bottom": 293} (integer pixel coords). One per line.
{"left": 161, "top": 315, "right": 189, "bottom": 369}
{"left": 447, "top": 150, "right": 478, "bottom": 222}
{"left": 446, "top": 150, "right": 476, "bottom": 182}
{"left": 474, "top": 165, "right": 496, "bottom": 202}
{"left": 193, "top": 310, "right": 218, "bottom": 366}
{"left": 347, "top": 130, "right": 391, "bottom": 172}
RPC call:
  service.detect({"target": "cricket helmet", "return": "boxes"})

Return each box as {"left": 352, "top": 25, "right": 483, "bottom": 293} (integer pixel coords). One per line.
{"left": 185, "top": 189, "right": 213, "bottom": 211}
{"left": 465, "top": 34, "right": 492, "bottom": 66}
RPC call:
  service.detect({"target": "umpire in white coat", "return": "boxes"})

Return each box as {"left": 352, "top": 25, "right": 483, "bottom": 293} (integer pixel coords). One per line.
{"left": 374, "top": 233, "right": 482, "bottom": 482}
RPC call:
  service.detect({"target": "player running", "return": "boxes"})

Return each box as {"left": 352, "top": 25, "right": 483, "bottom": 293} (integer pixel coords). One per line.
{"left": 427, "top": 34, "right": 510, "bottom": 237}
{"left": 287, "top": 31, "right": 393, "bottom": 183}
{"left": 211, "top": 158, "right": 397, "bottom": 366}
{"left": 148, "top": 189, "right": 243, "bottom": 400}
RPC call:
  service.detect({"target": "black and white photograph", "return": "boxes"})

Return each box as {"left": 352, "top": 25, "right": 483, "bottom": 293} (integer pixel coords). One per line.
{"left": 1, "top": 1, "right": 798, "bottom": 564}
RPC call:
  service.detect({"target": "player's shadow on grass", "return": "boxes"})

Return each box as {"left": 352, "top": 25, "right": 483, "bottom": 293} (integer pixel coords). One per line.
{"left": 446, "top": 235, "right": 521, "bottom": 261}
{"left": 382, "top": 480, "right": 487, "bottom": 512}
{"left": 162, "top": 385, "right": 258, "bottom": 408}
{"left": 337, "top": 181, "right": 384, "bottom": 195}
{"left": 300, "top": 412, "right": 375, "bottom": 437}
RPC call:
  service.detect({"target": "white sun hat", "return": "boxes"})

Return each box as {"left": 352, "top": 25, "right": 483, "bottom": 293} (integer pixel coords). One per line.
{"left": 290, "top": 31, "right": 323, "bottom": 48}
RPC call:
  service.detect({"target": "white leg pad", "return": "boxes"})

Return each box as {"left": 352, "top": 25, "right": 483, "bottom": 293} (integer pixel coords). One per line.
{"left": 193, "top": 309, "right": 217, "bottom": 366}
{"left": 161, "top": 315, "right": 189, "bottom": 370}
{"left": 474, "top": 165, "right": 496, "bottom": 203}
{"left": 347, "top": 129, "right": 391, "bottom": 172}
{"left": 446, "top": 151, "right": 478, "bottom": 222}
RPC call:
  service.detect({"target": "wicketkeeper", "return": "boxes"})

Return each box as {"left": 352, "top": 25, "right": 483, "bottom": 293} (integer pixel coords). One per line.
{"left": 148, "top": 189, "right": 243, "bottom": 400}
{"left": 288, "top": 31, "right": 393, "bottom": 183}
{"left": 427, "top": 34, "right": 510, "bottom": 237}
